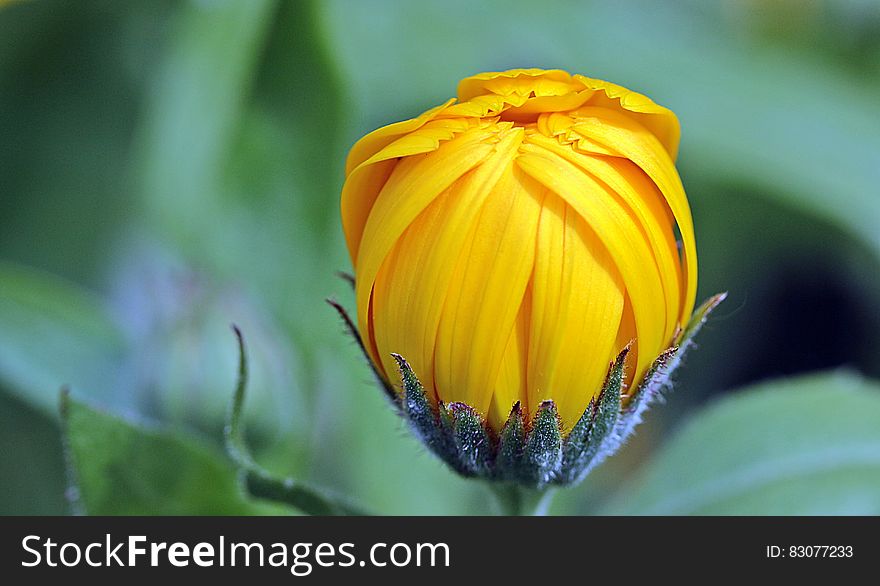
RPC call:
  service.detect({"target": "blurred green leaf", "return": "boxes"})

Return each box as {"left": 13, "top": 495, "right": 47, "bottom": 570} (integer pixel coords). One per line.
{"left": 134, "top": 0, "right": 276, "bottom": 247}
{"left": 62, "top": 390, "right": 289, "bottom": 515}
{"left": 602, "top": 371, "right": 880, "bottom": 515}
{"left": 0, "top": 388, "right": 66, "bottom": 514}
{"left": 0, "top": 261, "right": 125, "bottom": 415}
{"left": 0, "top": 0, "right": 164, "bottom": 284}
{"left": 129, "top": 0, "right": 350, "bottom": 399}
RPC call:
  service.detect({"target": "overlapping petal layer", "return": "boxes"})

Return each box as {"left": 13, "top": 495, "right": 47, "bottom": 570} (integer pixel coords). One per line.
{"left": 341, "top": 69, "right": 697, "bottom": 432}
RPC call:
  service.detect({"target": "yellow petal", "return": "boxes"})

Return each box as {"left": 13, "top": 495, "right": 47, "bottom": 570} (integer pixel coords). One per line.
{"left": 537, "top": 112, "right": 619, "bottom": 157}
{"left": 370, "top": 189, "right": 455, "bottom": 397}
{"left": 433, "top": 162, "right": 542, "bottom": 416}
{"left": 525, "top": 132, "right": 682, "bottom": 341}
{"left": 356, "top": 127, "right": 497, "bottom": 369}
{"left": 457, "top": 69, "right": 575, "bottom": 101}
{"left": 568, "top": 106, "right": 697, "bottom": 323}
{"left": 526, "top": 192, "right": 625, "bottom": 430}
{"left": 341, "top": 159, "right": 397, "bottom": 264}
{"left": 574, "top": 75, "right": 681, "bottom": 160}
{"left": 364, "top": 125, "right": 524, "bottom": 391}
{"left": 342, "top": 117, "right": 478, "bottom": 263}
{"left": 345, "top": 98, "right": 456, "bottom": 174}
{"left": 357, "top": 117, "right": 475, "bottom": 168}
{"left": 488, "top": 289, "right": 532, "bottom": 430}
{"left": 453, "top": 69, "right": 594, "bottom": 121}
{"left": 516, "top": 145, "right": 668, "bottom": 381}
{"left": 615, "top": 296, "right": 638, "bottom": 392}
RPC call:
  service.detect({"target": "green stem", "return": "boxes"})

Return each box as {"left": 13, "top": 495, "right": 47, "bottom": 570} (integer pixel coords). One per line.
{"left": 226, "top": 325, "right": 370, "bottom": 515}
{"left": 488, "top": 483, "right": 555, "bottom": 516}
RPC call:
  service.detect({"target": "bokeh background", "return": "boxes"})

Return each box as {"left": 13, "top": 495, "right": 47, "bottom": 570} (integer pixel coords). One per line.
{"left": 2, "top": 0, "right": 879, "bottom": 515}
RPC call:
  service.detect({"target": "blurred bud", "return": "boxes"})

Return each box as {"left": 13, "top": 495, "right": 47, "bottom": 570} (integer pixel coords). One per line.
{"left": 108, "top": 243, "right": 306, "bottom": 443}
{"left": 338, "top": 68, "right": 720, "bottom": 486}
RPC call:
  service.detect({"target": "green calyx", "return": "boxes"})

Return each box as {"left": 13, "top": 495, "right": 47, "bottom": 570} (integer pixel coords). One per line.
{"left": 337, "top": 293, "right": 726, "bottom": 489}
{"left": 393, "top": 351, "right": 615, "bottom": 488}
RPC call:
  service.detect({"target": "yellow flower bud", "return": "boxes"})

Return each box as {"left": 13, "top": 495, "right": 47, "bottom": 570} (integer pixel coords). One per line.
{"left": 340, "top": 68, "right": 697, "bottom": 434}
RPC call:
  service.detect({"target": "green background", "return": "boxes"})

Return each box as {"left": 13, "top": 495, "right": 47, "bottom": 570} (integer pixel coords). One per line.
{"left": 1, "top": 0, "right": 879, "bottom": 515}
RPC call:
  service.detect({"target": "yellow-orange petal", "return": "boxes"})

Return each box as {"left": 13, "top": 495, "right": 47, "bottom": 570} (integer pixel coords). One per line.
{"left": 575, "top": 75, "right": 681, "bottom": 160}
{"left": 355, "top": 127, "right": 498, "bottom": 368}
{"left": 365, "top": 124, "right": 523, "bottom": 392}
{"left": 345, "top": 98, "right": 455, "bottom": 174}
{"left": 525, "top": 192, "right": 625, "bottom": 430}
{"left": 566, "top": 106, "right": 697, "bottom": 322}
{"left": 516, "top": 145, "right": 667, "bottom": 381}
{"left": 433, "top": 159, "right": 541, "bottom": 415}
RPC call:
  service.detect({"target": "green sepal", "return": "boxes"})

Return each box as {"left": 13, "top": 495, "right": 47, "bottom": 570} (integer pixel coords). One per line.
{"left": 554, "top": 346, "right": 628, "bottom": 485}
{"left": 673, "top": 292, "right": 727, "bottom": 366}
{"left": 613, "top": 293, "right": 727, "bottom": 449}
{"left": 446, "top": 402, "right": 494, "bottom": 477}
{"left": 521, "top": 400, "right": 563, "bottom": 488}
{"left": 555, "top": 397, "right": 594, "bottom": 485}
{"left": 677, "top": 292, "right": 728, "bottom": 345}
{"left": 393, "top": 353, "right": 436, "bottom": 442}
{"left": 326, "top": 298, "right": 396, "bottom": 406}
{"left": 495, "top": 402, "right": 526, "bottom": 481}
{"left": 392, "top": 353, "right": 459, "bottom": 470}
{"left": 613, "top": 346, "right": 677, "bottom": 447}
